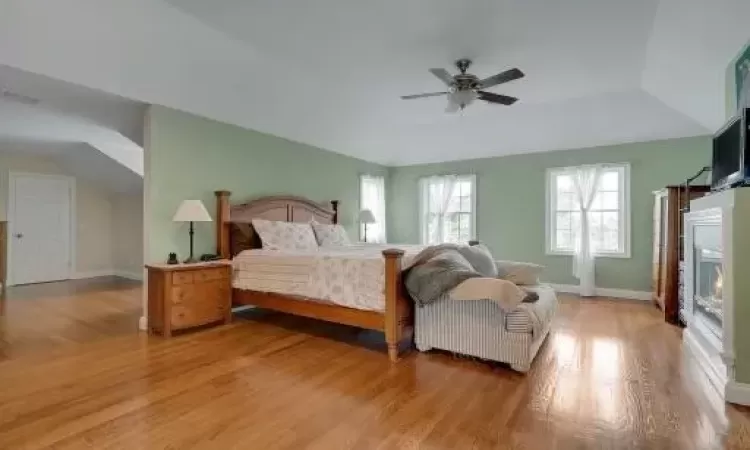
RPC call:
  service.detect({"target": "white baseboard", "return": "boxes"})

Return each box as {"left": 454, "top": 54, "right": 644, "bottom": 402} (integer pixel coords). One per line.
{"left": 72, "top": 270, "right": 117, "bottom": 279}
{"left": 72, "top": 270, "right": 143, "bottom": 281}
{"left": 139, "top": 315, "right": 147, "bottom": 331}
{"left": 726, "top": 382, "right": 750, "bottom": 406}
{"left": 113, "top": 270, "right": 144, "bottom": 281}
{"left": 549, "top": 284, "right": 651, "bottom": 301}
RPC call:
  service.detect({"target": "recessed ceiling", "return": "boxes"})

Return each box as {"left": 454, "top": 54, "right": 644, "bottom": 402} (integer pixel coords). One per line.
{"left": 0, "top": 0, "right": 748, "bottom": 165}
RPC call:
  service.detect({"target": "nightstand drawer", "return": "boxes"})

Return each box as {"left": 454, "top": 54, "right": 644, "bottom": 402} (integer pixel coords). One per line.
{"left": 171, "top": 303, "right": 224, "bottom": 329}
{"left": 171, "top": 286, "right": 195, "bottom": 305}
{"left": 193, "top": 267, "right": 228, "bottom": 283}
{"left": 170, "top": 281, "right": 229, "bottom": 329}
{"left": 172, "top": 272, "right": 193, "bottom": 285}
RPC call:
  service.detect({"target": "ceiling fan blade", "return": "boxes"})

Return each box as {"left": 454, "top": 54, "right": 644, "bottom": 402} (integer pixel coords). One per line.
{"left": 477, "top": 91, "right": 518, "bottom": 105}
{"left": 429, "top": 68, "right": 455, "bottom": 86}
{"left": 400, "top": 91, "right": 449, "bottom": 100}
{"left": 478, "top": 68, "right": 525, "bottom": 89}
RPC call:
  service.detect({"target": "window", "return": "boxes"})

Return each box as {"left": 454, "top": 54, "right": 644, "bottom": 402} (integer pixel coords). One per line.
{"left": 359, "top": 175, "right": 386, "bottom": 243}
{"left": 546, "top": 164, "right": 630, "bottom": 257}
{"left": 420, "top": 174, "right": 476, "bottom": 245}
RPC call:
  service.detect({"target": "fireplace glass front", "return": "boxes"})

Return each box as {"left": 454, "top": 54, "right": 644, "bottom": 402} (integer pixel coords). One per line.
{"left": 693, "top": 224, "right": 723, "bottom": 338}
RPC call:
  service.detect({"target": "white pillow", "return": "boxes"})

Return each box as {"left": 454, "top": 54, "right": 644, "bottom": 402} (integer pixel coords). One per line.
{"left": 252, "top": 219, "right": 318, "bottom": 251}
{"left": 495, "top": 260, "right": 544, "bottom": 285}
{"left": 311, "top": 222, "right": 350, "bottom": 247}
{"left": 450, "top": 278, "right": 527, "bottom": 310}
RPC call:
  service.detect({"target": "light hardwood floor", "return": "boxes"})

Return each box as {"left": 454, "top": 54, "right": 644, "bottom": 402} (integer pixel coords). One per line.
{"left": 0, "top": 279, "right": 749, "bottom": 449}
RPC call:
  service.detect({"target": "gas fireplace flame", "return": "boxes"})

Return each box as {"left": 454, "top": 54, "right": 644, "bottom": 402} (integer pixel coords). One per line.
{"left": 714, "top": 266, "right": 723, "bottom": 300}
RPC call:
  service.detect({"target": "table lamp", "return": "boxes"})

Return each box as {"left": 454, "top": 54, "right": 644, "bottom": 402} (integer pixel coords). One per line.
{"left": 173, "top": 199, "right": 212, "bottom": 263}
{"left": 359, "top": 209, "right": 376, "bottom": 242}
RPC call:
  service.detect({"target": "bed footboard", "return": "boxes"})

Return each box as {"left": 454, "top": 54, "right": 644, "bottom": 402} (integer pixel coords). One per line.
{"left": 383, "top": 249, "right": 412, "bottom": 362}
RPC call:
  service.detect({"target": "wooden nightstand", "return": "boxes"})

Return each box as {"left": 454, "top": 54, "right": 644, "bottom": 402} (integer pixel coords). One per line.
{"left": 146, "top": 261, "right": 232, "bottom": 337}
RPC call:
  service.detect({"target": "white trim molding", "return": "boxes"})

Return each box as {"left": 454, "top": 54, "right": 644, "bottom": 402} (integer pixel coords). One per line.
{"left": 549, "top": 283, "right": 651, "bottom": 301}
{"left": 72, "top": 270, "right": 145, "bottom": 281}
{"left": 72, "top": 270, "right": 117, "bottom": 279}
{"left": 114, "top": 270, "right": 144, "bottom": 281}
{"left": 726, "top": 382, "right": 750, "bottom": 406}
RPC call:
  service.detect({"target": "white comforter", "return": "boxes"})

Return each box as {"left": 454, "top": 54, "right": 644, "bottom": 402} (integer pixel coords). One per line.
{"left": 232, "top": 244, "right": 424, "bottom": 311}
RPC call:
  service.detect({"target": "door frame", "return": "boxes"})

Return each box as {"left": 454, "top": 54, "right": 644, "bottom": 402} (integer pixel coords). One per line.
{"left": 7, "top": 172, "right": 76, "bottom": 286}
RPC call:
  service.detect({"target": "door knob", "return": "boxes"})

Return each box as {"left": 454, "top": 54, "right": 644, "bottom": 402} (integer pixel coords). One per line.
{"left": 14, "top": 233, "right": 23, "bottom": 239}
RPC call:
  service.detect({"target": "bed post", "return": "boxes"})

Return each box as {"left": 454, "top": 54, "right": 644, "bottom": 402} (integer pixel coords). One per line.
{"left": 331, "top": 200, "right": 339, "bottom": 224}
{"left": 215, "top": 190, "right": 231, "bottom": 259}
{"left": 383, "top": 248, "right": 405, "bottom": 362}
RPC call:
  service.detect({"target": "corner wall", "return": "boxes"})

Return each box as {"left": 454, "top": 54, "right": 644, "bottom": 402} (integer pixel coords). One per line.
{"left": 144, "top": 105, "right": 386, "bottom": 263}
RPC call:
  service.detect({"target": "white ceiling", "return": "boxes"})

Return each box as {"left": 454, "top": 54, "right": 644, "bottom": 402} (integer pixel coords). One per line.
{"left": 0, "top": 0, "right": 748, "bottom": 166}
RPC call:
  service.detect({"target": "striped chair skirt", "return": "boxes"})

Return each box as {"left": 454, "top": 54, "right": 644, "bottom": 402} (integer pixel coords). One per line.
{"left": 414, "top": 284, "right": 557, "bottom": 373}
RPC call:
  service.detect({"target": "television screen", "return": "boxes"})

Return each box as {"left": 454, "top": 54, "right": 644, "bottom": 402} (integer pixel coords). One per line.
{"left": 712, "top": 118, "right": 742, "bottom": 189}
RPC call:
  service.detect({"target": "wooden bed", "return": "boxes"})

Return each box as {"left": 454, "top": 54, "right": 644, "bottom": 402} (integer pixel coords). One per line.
{"left": 214, "top": 191, "right": 413, "bottom": 362}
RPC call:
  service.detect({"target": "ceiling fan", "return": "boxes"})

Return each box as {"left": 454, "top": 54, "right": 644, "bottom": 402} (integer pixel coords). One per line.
{"left": 401, "top": 59, "right": 524, "bottom": 112}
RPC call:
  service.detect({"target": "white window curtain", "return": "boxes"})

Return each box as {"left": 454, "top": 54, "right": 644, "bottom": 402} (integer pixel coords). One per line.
{"left": 360, "top": 175, "right": 386, "bottom": 243}
{"left": 571, "top": 165, "right": 602, "bottom": 297}
{"left": 421, "top": 175, "right": 459, "bottom": 244}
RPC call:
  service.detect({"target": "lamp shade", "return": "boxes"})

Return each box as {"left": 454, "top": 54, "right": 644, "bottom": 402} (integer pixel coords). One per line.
{"left": 358, "top": 209, "right": 376, "bottom": 224}
{"left": 173, "top": 200, "right": 212, "bottom": 222}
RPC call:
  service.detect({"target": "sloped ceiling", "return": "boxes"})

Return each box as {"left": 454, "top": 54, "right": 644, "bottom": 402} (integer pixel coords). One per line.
{"left": 0, "top": 0, "right": 748, "bottom": 165}
{"left": 0, "top": 64, "right": 145, "bottom": 191}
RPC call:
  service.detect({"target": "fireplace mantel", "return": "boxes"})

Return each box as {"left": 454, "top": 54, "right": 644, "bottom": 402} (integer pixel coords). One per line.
{"left": 684, "top": 187, "right": 750, "bottom": 405}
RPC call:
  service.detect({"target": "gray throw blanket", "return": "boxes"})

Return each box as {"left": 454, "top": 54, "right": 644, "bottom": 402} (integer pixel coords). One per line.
{"left": 405, "top": 244, "right": 539, "bottom": 308}
{"left": 404, "top": 244, "right": 480, "bottom": 307}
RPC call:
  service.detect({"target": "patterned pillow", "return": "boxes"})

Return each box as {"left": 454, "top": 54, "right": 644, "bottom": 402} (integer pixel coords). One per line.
{"left": 251, "top": 219, "right": 318, "bottom": 251}
{"left": 311, "top": 222, "right": 351, "bottom": 247}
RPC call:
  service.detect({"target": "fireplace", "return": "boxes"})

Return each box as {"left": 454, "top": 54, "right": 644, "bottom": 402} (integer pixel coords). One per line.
{"left": 681, "top": 188, "right": 750, "bottom": 405}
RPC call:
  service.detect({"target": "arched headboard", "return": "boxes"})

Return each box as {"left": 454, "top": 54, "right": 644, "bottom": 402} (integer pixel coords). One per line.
{"left": 214, "top": 191, "right": 339, "bottom": 257}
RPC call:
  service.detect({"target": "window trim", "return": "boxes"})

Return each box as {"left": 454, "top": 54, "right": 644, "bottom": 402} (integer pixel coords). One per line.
{"left": 419, "top": 174, "right": 477, "bottom": 245}
{"left": 545, "top": 163, "right": 631, "bottom": 259}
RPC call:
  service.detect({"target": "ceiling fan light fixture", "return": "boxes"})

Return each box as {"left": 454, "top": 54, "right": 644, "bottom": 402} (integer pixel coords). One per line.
{"left": 449, "top": 89, "right": 477, "bottom": 109}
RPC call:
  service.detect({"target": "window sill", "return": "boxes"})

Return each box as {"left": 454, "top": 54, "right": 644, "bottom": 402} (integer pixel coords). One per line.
{"left": 546, "top": 250, "right": 631, "bottom": 259}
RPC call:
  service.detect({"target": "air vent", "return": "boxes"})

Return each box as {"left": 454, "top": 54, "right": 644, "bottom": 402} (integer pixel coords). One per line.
{"left": 0, "top": 89, "right": 40, "bottom": 105}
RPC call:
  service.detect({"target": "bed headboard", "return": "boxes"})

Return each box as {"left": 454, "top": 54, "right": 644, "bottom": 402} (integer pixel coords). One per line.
{"left": 214, "top": 191, "right": 339, "bottom": 258}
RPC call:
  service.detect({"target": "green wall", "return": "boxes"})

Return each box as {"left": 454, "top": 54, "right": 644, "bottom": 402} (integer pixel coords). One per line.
{"left": 388, "top": 136, "right": 711, "bottom": 291}
{"left": 145, "top": 105, "right": 386, "bottom": 263}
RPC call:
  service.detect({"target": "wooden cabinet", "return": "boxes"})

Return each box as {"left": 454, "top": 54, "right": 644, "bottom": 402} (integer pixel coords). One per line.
{"left": 652, "top": 186, "right": 709, "bottom": 324}
{"left": 146, "top": 261, "right": 232, "bottom": 336}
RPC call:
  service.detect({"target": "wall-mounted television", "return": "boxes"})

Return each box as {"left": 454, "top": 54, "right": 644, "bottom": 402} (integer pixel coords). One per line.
{"left": 712, "top": 108, "right": 750, "bottom": 190}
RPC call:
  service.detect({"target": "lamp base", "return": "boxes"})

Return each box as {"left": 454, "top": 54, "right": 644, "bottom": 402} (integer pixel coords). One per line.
{"left": 183, "top": 257, "right": 198, "bottom": 264}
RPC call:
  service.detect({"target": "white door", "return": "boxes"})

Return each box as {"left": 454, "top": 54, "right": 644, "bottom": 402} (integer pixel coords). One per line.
{"left": 9, "top": 174, "right": 73, "bottom": 285}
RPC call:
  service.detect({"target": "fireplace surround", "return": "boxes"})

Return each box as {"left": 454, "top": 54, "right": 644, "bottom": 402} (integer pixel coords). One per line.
{"left": 683, "top": 188, "right": 750, "bottom": 405}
